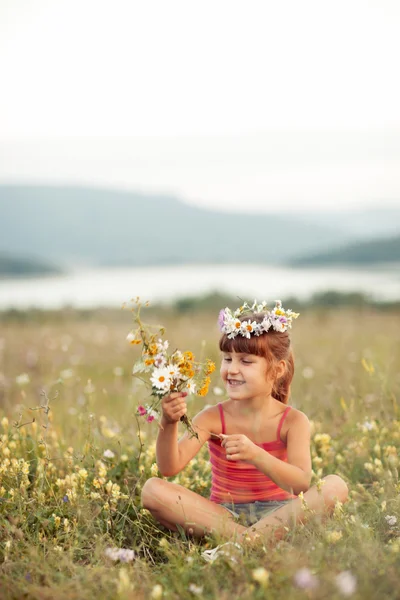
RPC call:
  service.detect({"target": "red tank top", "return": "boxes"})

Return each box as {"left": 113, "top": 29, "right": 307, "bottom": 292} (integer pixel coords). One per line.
{"left": 208, "top": 403, "right": 297, "bottom": 503}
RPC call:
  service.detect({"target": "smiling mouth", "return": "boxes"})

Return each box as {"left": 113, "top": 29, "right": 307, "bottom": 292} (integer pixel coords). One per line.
{"left": 227, "top": 379, "right": 245, "bottom": 386}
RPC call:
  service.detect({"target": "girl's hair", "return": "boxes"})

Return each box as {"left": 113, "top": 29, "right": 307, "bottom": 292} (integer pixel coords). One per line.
{"left": 219, "top": 313, "right": 294, "bottom": 404}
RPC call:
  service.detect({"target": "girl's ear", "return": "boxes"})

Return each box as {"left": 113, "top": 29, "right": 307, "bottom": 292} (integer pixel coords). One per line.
{"left": 276, "top": 359, "right": 286, "bottom": 380}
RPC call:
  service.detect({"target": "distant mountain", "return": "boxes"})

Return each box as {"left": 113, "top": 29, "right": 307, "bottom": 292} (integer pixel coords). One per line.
{"left": 0, "top": 184, "right": 399, "bottom": 270}
{"left": 0, "top": 253, "right": 62, "bottom": 276}
{"left": 289, "top": 234, "right": 400, "bottom": 267}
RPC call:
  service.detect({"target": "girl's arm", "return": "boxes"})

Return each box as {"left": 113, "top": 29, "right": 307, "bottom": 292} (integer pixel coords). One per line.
{"left": 156, "top": 392, "right": 214, "bottom": 477}
{"left": 221, "top": 410, "right": 312, "bottom": 495}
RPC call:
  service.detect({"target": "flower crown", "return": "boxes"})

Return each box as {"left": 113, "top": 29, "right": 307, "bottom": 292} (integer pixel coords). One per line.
{"left": 218, "top": 299, "right": 300, "bottom": 339}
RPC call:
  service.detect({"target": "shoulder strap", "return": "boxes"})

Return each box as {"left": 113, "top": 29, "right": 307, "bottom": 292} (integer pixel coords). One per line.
{"left": 276, "top": 406, "right": 291, "bottom": 442}
{"left": 218, "top": 403, "right": 226, "bottom": 434}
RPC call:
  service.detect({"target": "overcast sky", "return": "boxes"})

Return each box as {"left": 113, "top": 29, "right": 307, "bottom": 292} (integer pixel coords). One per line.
{"left": 1, "top": 0, "right": 399, "bottom": 212}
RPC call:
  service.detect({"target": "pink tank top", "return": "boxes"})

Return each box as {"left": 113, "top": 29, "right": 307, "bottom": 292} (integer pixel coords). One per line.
{"left": 208, "top": 403, "right": 297, "bottom": 503}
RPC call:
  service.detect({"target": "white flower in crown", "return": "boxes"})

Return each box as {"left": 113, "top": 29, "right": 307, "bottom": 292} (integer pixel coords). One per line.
{"left": 240, "top": 320, "right": 259, "bottom": 338}
{"left": 218, "top": 299, "right": 299, "bottom": 338}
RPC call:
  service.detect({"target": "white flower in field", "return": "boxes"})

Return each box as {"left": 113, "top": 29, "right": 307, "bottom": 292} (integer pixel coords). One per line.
{"left": 213, "top": 386, "right": 224, "bottom": 396}
{"left": 185, "top": 380, "right": 196, "bottom": 394}
{"left": 103, "top": 449, "right": 115, "bottom": 459}
{"left": 150, "top": 367, "right": 172, "bottom": 392}
{"left": 60, "top": 368, "right": 74, "bottom": 380}
{"left": 104, "top": 547, "right": 135, "bottom": 563}
{"left": 335, "top": 571, "right": 357, "bottom": 596}
{"left": 293, "top": 568, "right": 319, "bottom": 590}
{"left": 188, "top": 583, "right": 203, "bottom": 595}
{"left": 385, "top": 515, "right": 397, "bottom": 527}
{"left": 302, "top": 367, "right": 314, "bottom": 379}
{"left": 150, "top": 584, "right": 163, "bottom": 599}
{"left": 251, "top": 567, "right": 270, "bottom": 586}
{"left": 16, "top": 373, "right": 30, "bottom": 386}
{"left": 362, "top": 420, "right": 374, "bottom": 431}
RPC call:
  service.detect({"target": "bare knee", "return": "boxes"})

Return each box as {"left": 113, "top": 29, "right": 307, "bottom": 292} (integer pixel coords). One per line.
{"left": 322, "top": 475, "right": 349, "bottom": 507}
{"left": 141, "top": 477, "right": 165, "bottom": 511}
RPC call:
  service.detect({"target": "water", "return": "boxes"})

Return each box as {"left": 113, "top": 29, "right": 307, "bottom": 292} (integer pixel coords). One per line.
{"left": 0, "top": 264, "right": 399, "bottom": 310}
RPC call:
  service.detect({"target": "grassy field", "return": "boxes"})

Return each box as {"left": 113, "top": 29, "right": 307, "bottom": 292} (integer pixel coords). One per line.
{"left": 0, "top": 306, "right": 399, "bottom": 599}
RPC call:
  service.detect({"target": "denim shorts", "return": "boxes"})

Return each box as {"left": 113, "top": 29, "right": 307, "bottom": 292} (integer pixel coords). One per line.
{"left": 220, "top": 500, "right": 292, "bottom": 526}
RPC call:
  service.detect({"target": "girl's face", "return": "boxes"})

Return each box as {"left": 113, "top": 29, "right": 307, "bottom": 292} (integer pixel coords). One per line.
{"left": 220, "top": 351, "right": 274, "bottom": 400}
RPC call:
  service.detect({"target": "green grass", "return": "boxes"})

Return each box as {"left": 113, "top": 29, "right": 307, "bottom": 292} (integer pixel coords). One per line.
{"left": 0, "top": 306, "right": 399, "bottom": 599}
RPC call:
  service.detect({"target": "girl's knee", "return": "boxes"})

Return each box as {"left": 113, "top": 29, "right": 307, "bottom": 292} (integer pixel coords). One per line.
{"left": 322, "top": 475, "right": 349, "bottom": 505}
{"left": 141, "top": 477, "right": 165, "bottom": 510}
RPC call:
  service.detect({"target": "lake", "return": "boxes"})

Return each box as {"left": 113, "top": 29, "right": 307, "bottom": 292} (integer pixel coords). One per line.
{"left": 0, "top": 263, "right": 399, "bottom": 310}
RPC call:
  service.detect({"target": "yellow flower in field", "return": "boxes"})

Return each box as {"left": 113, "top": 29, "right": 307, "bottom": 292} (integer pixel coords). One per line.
{"left": 252, "top": 567, "right": 270, "bottom": 587}
{"left": 92, "top": 478, "right": 102, "bottom": 489}
{"left": 150, "top": 463, "right": 159, "bottom": 476}
{"left": 78, "top": 469, "right": 88, "bottom": 481}
{"left": 150, "top": 584, "right": 163, "bottom": 599}
{"left": 361, "top": 357, "right": 374, "bottom": 374}
{"left": 90, "top": 492, "right": 101, "bottom": 500}
{"left": 326, "top": 530, "right": 343, "bottom": 544}
{"left": 63, "top": 518, "right": 70, "bottom": 533}
{"left": 53, "top": 515, "right": 61, "bottom": 529}
{"left": 120, "top": 454, "right": 128, "bottom": 462}
{"left": 1, "top": 417, "right": 8, "bottom": 429}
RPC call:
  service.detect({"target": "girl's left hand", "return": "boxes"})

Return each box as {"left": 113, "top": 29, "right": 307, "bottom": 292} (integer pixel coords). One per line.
{"left": 220, "top": 434, "right": 261, "bottom": 463}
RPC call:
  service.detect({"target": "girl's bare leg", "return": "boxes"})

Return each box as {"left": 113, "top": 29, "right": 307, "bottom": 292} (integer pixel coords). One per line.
{"left": 242, "top": 475, "right": 349, "bottom": 543}
{"left": 141, "top": 477, "right": 247, "bottom": 539}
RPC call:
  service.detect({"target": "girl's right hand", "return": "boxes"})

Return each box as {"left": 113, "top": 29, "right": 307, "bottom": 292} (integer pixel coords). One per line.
{"left": 161, "top": 391, "right": 188, "bottom": 424}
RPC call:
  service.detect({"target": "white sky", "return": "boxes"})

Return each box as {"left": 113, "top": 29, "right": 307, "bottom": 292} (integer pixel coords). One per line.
{"left": 0, "top": 0, "right": 399, "bottom": 211}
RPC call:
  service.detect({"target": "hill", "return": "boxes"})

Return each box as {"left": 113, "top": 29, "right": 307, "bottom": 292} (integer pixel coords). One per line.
{"left": 289, "top": 234, "right": 400, "bottom": 266}
{"left": 0, "top": 253, "right": 62, "bottom": 277}
{"left": 0, "top": 184, "right": 346, "bottom": 267}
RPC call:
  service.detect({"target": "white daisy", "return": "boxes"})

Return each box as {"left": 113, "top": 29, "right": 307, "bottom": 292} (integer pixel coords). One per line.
{"left": 166, "top": 364, "right": 182, "bottom": 381}
{"left": 240, "top": 320, "right": 258, "bottom": 339}
{"left": 185, "top": 380, "right": 196, "bottom": 394}
{"left": 150, "top": 367, "right": 172, "bottom": 392}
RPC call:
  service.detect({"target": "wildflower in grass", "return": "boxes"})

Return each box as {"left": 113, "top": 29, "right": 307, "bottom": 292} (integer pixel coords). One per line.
{"left": 138, "top": 405, "right": 147, "bottom": 416}
{"left": 104, "top": 547, "right": 135, "bottom": 563}
{"left": 335, "top": 571, "right": 357, "bottom": 596}
{"left": 302, "top": 366, "right": 314, "bottom": 379}
{"left": 385, "top": 515, "right": 397, "bottom": 527}
{"left": 150, "top": 584, "right": 163, "bottom": 599}
{"left": 326, "top": 530, "right": 343, "bottom": 543}
{"left": 251, "top": 567, "right": 270, "bottom": 587}
{"left": 188, "top": 583, "right": 204, "bottom": 595}
{"left": 103, "top": 449, "right": 115, "bottom": 459}
{"left": 293, "top": 568, "right": 319, "bottom": 590}
{"left": 1, "top": 417, "right": 9, "bottom": 428}
{"left": 16, "top": 373, "right": 30, "bottom": 386}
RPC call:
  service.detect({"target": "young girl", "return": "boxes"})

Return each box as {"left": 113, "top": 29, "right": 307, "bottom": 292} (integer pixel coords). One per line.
{"left": 141, "top": 300, "right": 348, "bottom": 546}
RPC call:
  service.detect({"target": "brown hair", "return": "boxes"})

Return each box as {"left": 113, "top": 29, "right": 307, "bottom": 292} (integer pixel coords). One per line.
{"left": 219, "top": 313, "right": 294, "bottom": 404}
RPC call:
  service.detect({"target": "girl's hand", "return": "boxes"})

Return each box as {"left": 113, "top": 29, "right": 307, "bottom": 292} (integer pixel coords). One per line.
{"left": 161, "top": 391, "right": 188, "bottom": 424}
{"left": 220, "top": 434, "right": 261, "bottom": 463}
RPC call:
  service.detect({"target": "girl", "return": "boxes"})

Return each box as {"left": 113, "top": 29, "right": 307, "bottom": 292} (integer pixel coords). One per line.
{"left": 141, "top": 300, "right": 348, "bottom": 546}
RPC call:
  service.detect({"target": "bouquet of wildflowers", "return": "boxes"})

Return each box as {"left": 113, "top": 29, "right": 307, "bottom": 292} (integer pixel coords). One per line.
{"left": 126, "top": 299, "right": 215, "bottom": 439}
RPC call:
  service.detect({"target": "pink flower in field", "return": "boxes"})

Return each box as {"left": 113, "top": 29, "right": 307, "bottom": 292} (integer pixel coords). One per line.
{"left": 146, "top": 415, "right": 155, "bottom": 423}
{"left": 137, "top": 405, "right": 147, "bottom": 416}
{"left": 293, "top": 568, "right": 319, "bottom": 590}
